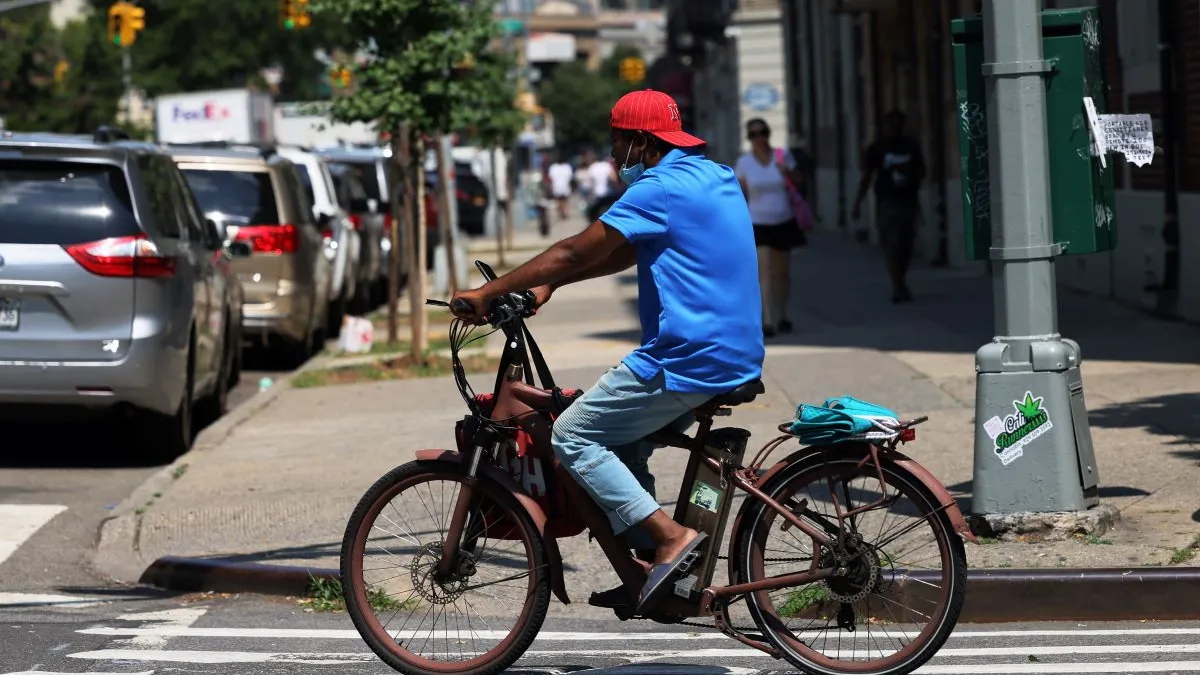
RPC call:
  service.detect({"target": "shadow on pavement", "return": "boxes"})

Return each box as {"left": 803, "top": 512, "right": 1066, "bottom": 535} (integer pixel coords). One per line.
{"left": 1088, "top": 392, "right": 1200, "bottom": 456}
{"left": 0, "top": 344, "right": 301, "bottom": 470}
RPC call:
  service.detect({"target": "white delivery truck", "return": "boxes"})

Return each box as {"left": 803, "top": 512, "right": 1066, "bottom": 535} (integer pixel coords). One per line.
{"left": 273, "top": 101, "right": 378, "bottom": 149}
{"left": 155, "top": 88, "right": 275, "bottom": 145}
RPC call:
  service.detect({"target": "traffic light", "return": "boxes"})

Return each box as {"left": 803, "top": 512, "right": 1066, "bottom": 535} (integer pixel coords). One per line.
{"left": 107, "top": 2, "right": 145, "bottom": 48}
{"left": 330, "top": 66, "right": 351, "bottom": 89}
{"left": 619, "top": 56, "right": 645, "bottom": 84}
{"left": 280, "top": 0, "right": 311, "bottom": 30}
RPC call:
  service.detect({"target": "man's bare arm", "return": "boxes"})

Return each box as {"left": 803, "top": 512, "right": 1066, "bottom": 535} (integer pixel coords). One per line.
{"left": 551, "top": 242, "right": 636, "bottom": 292}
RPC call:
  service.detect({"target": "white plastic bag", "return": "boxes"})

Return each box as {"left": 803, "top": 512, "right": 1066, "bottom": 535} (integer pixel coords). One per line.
{"left": 338, "top": 316, "right": 374, "bottom": 354}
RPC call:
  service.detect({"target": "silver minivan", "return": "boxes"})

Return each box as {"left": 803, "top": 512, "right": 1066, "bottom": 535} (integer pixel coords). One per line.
{"left": 0, "top": 132, "right": 247, "bottom": 461}
{"left": 168, "top": 145, "right": 332, "bottom": 366}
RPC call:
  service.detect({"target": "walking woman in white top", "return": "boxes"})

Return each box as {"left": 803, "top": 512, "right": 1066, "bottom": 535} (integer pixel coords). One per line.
{"left": 735, "top": 118, "right": 807, "bottom": 337}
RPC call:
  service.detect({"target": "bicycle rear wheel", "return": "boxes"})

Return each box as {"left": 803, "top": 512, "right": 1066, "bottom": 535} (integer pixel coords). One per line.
{"left": 341, "top": 460, "right": 551, "bottom": 675}
{"left": 735, "top": 454, "right": 967, "bottom": 675}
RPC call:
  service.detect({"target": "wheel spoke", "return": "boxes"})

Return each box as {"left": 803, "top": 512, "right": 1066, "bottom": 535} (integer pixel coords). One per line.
{"left": 342, "top": 464, "right": 550, "bottom": 673}
{"left": 739, "top": 457, "right": 966, "bottom": 673}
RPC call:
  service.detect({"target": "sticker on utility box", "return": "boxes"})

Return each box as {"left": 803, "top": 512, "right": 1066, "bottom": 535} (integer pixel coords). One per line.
{"left": 982, "top": 391, "right": 1054, "bottom": 466}
{"left": 1083, "top": 96, "right": 1156, "bottom": 169}
{"left": 689, "top": 481, "right": 721, "bottom": 513}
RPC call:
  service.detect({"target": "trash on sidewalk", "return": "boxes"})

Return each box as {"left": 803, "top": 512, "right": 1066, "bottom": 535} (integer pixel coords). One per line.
{"left": 258, "top": 377, "right": 273, "bottom": 393}
{"left": 338, "top": 316, "right": 374, "bottom": 354}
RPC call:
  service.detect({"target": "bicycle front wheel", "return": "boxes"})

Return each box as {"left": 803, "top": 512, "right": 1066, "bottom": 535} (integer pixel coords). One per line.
{"left": 341, "top": 460, "right": 551, "bottom": 675}
{"left": 736, "top": 454, "right": 967, "bottom": 675}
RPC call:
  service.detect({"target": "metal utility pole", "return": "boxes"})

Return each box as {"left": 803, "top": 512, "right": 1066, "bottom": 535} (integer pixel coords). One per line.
{"left": 122, "top": 50, "right": 133, "bottom": 125}
{"left": 971, "top": 0, "right": 1099, "bottom": 516}
{"left": 0, "top": 0, "right": 54, "bottom": 12}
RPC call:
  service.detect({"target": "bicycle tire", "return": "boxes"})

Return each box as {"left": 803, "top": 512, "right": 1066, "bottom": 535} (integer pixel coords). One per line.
{"left": 735, "top": 454, "right": 967, "bottom": 675}
{"left": 341, "top": 459, "right": 551, "bottom": 675}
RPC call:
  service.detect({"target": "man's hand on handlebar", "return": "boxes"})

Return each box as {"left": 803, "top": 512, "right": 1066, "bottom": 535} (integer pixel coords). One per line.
{"left": 531, "top": 284, "right": 553, "bottom": 309}
{"left": 449, "top": 285, "right": 542, "bottom": 326}
{"left": 450, "top": 286, "right": 492, "bottom": 324}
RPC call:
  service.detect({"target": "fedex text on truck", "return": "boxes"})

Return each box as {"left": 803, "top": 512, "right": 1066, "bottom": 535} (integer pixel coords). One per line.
{"left": 172, "top": 101, "right": 232, "bottom": 122}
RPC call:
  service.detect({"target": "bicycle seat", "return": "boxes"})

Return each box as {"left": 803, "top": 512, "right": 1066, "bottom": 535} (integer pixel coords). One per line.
{"left": 710, "top": 379, "right": 765, "bottom": 407}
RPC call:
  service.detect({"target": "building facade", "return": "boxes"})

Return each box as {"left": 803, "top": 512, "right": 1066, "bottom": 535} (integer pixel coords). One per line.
{"left": 778, "top": 0, "right": 1200, "bottom": 323}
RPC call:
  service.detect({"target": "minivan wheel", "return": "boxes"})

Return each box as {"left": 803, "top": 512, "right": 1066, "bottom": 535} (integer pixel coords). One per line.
{"left": 328, "top": 287, "right": 348, "bottom": 339}
{"left": 138, "top": 345, "right": 194, "bottom": 465}
{"left": 197, "top": 324, "right": 232, "bottom": 427}
{"left": 228, "top": 318, "right": 244, "bottom": 389}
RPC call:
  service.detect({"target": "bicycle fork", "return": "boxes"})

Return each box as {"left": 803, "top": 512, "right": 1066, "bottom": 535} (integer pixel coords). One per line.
{"left": 436, "top": 429, "right": 495, "bottom": 581}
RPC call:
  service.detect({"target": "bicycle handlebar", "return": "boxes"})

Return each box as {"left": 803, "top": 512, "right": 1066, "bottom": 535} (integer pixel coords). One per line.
{"left": 427, "top": 289, "right": 537, "bottom": 327}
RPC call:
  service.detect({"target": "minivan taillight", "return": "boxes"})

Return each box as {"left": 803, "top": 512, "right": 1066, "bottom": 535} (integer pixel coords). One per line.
{"left": 64, "top": 234, "right": 175, "bottom": 278}
{"left": 348, "top": 214, "right": 363, "bottom": 231}
{"left": 234, "top": 224, "right": 298, "bottom": 254}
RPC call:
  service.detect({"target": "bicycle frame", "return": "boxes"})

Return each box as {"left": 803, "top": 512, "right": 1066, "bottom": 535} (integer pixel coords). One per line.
{"left": 423, "top": 311, "right": 976, "bottom": 653}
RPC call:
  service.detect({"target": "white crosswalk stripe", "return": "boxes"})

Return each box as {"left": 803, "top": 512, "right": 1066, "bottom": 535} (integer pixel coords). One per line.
{"left": 0, "top": 504, "right": 66, "bottom": 567}
{"left": 45, "top": 624, "right": 1200, "bottom": 674}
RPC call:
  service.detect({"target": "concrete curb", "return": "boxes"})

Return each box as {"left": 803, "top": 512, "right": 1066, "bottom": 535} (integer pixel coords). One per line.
{"left": 140, "top": 556, "right": 338, "bottom": 597}
{"left": 134, "top": 558, "right": 1200, "bottom": 622}
{"left": 87, "top": 358, "right": 320, "bottom": 587}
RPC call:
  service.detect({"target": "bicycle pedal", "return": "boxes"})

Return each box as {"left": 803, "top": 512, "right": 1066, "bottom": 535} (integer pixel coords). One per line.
{"left": 676, "top": 549, "right": 703, "bottom": 575}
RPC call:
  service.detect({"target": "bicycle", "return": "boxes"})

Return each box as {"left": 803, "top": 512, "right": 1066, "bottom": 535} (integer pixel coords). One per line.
{"left": 340, "top": 260, "right": 975, "bottom": 675}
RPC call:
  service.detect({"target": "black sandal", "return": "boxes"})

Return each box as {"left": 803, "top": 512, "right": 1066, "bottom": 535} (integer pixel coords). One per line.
{"left": 634, "top": 532, "right": 709, "bottom": 615}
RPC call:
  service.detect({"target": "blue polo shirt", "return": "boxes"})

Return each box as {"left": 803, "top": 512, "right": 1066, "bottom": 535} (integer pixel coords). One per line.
{"left": 599, "top": 148, "right": 764, "bottom": 394}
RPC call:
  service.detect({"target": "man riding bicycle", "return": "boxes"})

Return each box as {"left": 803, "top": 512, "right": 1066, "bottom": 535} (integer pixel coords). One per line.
{"left": 451, "top": 89, "right": 765, "bottom": 611}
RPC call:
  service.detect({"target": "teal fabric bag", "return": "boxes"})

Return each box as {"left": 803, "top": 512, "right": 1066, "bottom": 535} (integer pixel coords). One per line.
{"left": 788, "top": 396, "right": 902, "bottom": 445}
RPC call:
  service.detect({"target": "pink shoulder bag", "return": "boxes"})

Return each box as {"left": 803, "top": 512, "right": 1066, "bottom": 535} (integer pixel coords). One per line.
{"left": 775, "top": 147, "right": 814, "bottom": 232}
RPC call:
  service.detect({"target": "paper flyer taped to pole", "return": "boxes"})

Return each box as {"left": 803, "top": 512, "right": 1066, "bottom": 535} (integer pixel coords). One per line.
{"left": 1083, "top": 96, "right": 1155, "bottom": 168}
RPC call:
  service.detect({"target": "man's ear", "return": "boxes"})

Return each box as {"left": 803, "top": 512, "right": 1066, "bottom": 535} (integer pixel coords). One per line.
{"left": 631, "top": 131, "right": 650, "bottom": 154}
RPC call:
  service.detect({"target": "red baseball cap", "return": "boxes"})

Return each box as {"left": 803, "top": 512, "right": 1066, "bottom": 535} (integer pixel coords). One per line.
{"left": 610, "top": 89, "right": 705, "bottom": 148}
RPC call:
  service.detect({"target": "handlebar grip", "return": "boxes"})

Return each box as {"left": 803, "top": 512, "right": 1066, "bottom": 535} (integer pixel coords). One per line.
{"left": 451, "top": 298, "right": 474, "bottom": 315}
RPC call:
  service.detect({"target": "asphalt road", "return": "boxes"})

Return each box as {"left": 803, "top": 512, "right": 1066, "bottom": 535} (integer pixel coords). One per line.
{"left": 2, "top": 592, "right": 1200, "bottom": 674}
{"left": 0, "top": 350, "right": 298, "bottom": 596}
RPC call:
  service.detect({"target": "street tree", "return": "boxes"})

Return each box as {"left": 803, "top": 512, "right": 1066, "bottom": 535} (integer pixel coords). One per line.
{"left": 537, "top": 45, "right": 645, "bottom": 156}
{"left": 309, "top": 0, "right": 498, "bottom": 361}
{"left": 454, "top": 50, "right": 526, "bottom": 267}
{"left": 82, "top": 0, "right": 355, "bottom": 101}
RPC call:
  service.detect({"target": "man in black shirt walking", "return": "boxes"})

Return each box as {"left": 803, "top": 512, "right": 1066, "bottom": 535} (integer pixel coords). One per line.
{"left": 853, "top": 110, "right": 926, "bottom": 303}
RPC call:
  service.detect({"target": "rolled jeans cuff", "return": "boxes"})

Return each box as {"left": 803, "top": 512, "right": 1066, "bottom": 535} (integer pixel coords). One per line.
{"left": 576, "top": 454, "right": 661, "bottom": 534}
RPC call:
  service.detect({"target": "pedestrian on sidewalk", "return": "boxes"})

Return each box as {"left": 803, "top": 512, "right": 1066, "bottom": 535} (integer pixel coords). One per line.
{"left": 852, "top": 110, "right": 926, "bottom": 303}
{"left": 584, "top": 150, "right": 618, "bottom": 221}
{"left": 735, "top": 118, "right": 808, "bottom": 337}
{"left": 547, "top": 152, "right": 574, "bottom": 221}
{"left": 449, "top": 88, "right": 764, "bottom": 613}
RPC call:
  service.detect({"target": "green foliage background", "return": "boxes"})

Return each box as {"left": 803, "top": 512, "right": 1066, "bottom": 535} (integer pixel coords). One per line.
{"left": 536, "top": 44, "right": 644, "bottom": 156}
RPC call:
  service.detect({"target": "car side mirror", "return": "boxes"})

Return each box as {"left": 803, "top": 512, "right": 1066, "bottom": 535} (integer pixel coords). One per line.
{"left": 225, "top": 241, "right": 253, "bottom": 259}
{"left": 204, "top": 218, "right": 225, "bottom": 251}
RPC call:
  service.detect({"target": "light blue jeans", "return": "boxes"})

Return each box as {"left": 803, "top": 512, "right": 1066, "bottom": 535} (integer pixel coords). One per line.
{"left": 551, "top": 363, "right": 713, "bottom": 550}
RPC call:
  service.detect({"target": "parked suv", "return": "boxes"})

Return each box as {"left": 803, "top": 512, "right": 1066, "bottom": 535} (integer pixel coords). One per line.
{"left": 167, "top": 145, "right": 332, "bottom": 366}
{"left": 316, "top": 146, "right": 402, "bottom": 298}
{"left": 276, "top": 146, "right": 360, "bottom": 336}
{"left": 0, "top": 131, "right": 246, "bottom": 461}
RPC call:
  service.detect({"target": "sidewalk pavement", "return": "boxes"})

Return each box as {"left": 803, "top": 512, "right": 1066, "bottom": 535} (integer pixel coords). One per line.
{"left": 92, "top": 214, "right": 1200, "bottom": 621}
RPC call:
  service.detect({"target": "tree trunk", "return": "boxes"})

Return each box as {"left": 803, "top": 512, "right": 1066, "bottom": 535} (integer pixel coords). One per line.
{"left": 413, "top": 135, "right": 430, "bottom": 361}
{"left": 505, "top": 157, "right": 515, "bottom": 250}
{"left": 386, "top": 127, "right": 406, "bottom": 346}
{"left": 434, "top": 135, "right": 459, "bottom": 293}
{"left": 490, "top": 146, "right": 506, "bottom": 268}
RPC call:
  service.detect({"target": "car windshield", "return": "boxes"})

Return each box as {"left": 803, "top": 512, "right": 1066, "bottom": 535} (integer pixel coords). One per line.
{"left": 295, "top": 165, "right": 316, "bottom": 207}
{"left": 0, "top": 160, "right": 140, "bottom": 245}
{"left": 180, "top": 169, "right": 279, "bottom": 225}
{"left": 339, "top": 160, "right": 384, "bottom": 204}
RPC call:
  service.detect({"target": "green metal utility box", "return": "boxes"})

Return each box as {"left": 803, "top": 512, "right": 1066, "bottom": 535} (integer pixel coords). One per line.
{"left": 952, "top": 7, "right": 1117, "bottom": 261}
